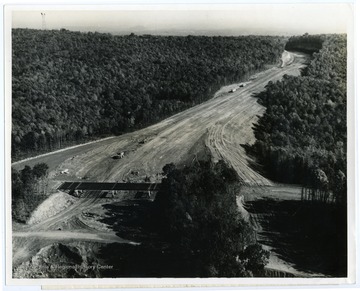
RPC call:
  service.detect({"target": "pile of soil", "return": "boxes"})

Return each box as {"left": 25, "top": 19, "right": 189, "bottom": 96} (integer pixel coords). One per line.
{"left": 13, "top": 242, "right": 104, "bottom": 278}
{"left": 28, "top": 192, "right": 77, "bottom": 225}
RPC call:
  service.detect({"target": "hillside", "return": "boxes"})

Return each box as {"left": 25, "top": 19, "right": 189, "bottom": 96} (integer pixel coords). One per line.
{"left": 12, "top": 29, "right": 285, "bottom": 160}
{"left": 284, "top": 33, "right": 325, "bottom": 54}
{"left": 12, "top": 46, "right": 316, "bottom": 278}
{"left": 251, "top": 34, "right": 347, "bottom": 203}
{"left": 249, "top": 34, "right": 347, "bottom": 275}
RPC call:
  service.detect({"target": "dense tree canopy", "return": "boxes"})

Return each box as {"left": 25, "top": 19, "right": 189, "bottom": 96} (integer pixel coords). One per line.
{"left": 153, "top": 161, "right": 269, "bottom": 277}
{"left": 251, "top": 34, "right": 346, "bottom": 204}
{"left": 12, "top": 28, "right": 285, "bottom": 160}
{"left": 285, "top": 33, "right": 325, "bottom": 54}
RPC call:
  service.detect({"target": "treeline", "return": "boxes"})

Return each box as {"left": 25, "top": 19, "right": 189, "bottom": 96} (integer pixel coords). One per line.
{"left": 12, "top": 163, "right": 49, "bottom": 222}
{"left": 151, "top": 161, "right": 269, "bottom": 277}
{"left": 12, "top": 28, "right": 285, "bottom": 160}
{"left": 285, "top": 33, "right": 325, "bottom": 54}
{"left": 251, "top": 34, "right": 347, "bottom": 205}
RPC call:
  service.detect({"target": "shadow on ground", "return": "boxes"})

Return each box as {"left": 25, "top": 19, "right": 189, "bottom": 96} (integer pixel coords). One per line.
{"left": 246, "top": 198, "right": 347, "bottom": 277}
{"left": 97, "top": 199, "right": 194, "bottom": 277}
{"left": 100, "top": 199, "right": 155, "bottom": 241}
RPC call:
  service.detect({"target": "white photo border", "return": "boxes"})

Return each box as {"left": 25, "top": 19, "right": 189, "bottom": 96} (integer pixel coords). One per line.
{"left": 2, "top": 1, "right": 358, "bottom": 289}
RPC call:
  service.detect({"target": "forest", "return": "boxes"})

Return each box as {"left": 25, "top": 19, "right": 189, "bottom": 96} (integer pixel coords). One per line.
{"left": 284, "top": 33, "right": 325, "bottom": 54}
{"left": 247, "top": 34, "right": 347, "bottom": 276}
{"left": 99, "top": 161, "right": 269, "bottom": 277}
{"left": 250, "top": 34, "right": 347, "bottom": 205}
{"left": 12, "top": 28, "right": 285, "bottom": 160}
{"left": 152, "top": 161, "right": 269, "bottom": 277}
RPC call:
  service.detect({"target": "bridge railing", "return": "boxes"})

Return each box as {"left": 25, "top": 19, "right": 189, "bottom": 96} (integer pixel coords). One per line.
{"left": 58, "top": 182, "right": 161, "bottom": 192}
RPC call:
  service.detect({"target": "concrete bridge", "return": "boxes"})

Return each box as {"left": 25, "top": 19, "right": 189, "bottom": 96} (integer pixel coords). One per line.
{"left": 58, "top": 181, "right": 161, "bottom": 192}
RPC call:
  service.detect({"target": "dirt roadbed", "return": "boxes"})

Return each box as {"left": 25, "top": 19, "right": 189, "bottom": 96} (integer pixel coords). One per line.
{"left": 11, "top": 51, "right": 310, "bottom": 278}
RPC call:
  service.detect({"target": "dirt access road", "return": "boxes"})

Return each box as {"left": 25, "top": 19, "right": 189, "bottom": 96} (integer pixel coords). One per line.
{"left": 12, "top": 51, "right": 308, "bottom": 275}
{"left": 13, "top": 51, "right": 307, "bottom": 187}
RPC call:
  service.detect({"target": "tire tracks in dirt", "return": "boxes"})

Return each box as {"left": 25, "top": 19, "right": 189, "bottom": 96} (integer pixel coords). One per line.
{"left": 12, "top": 51, "right": 308, "bottom": 273}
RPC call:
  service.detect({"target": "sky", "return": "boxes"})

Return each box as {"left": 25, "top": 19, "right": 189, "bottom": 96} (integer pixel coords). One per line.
{"left": 10, "top": 3, "right": 353, "bottom": 36}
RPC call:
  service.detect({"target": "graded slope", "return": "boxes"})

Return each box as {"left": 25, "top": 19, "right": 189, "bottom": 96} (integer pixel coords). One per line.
{"left": 12, "top": 51, "right": 308, "bottom": 276}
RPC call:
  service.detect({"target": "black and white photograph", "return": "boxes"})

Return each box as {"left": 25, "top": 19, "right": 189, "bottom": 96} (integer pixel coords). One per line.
{"left": 3, "top": 1, "right": 357, "bottom": 288}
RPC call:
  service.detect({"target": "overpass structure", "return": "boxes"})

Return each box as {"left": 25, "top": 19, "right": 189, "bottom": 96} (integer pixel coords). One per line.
{"left": 58, "top": 181, "right": 161, "bottom": 192}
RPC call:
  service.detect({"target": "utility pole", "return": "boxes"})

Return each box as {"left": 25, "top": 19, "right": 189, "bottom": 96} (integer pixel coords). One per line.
{"left": 41, "top": 13, "right": 46, "bottom": 30}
